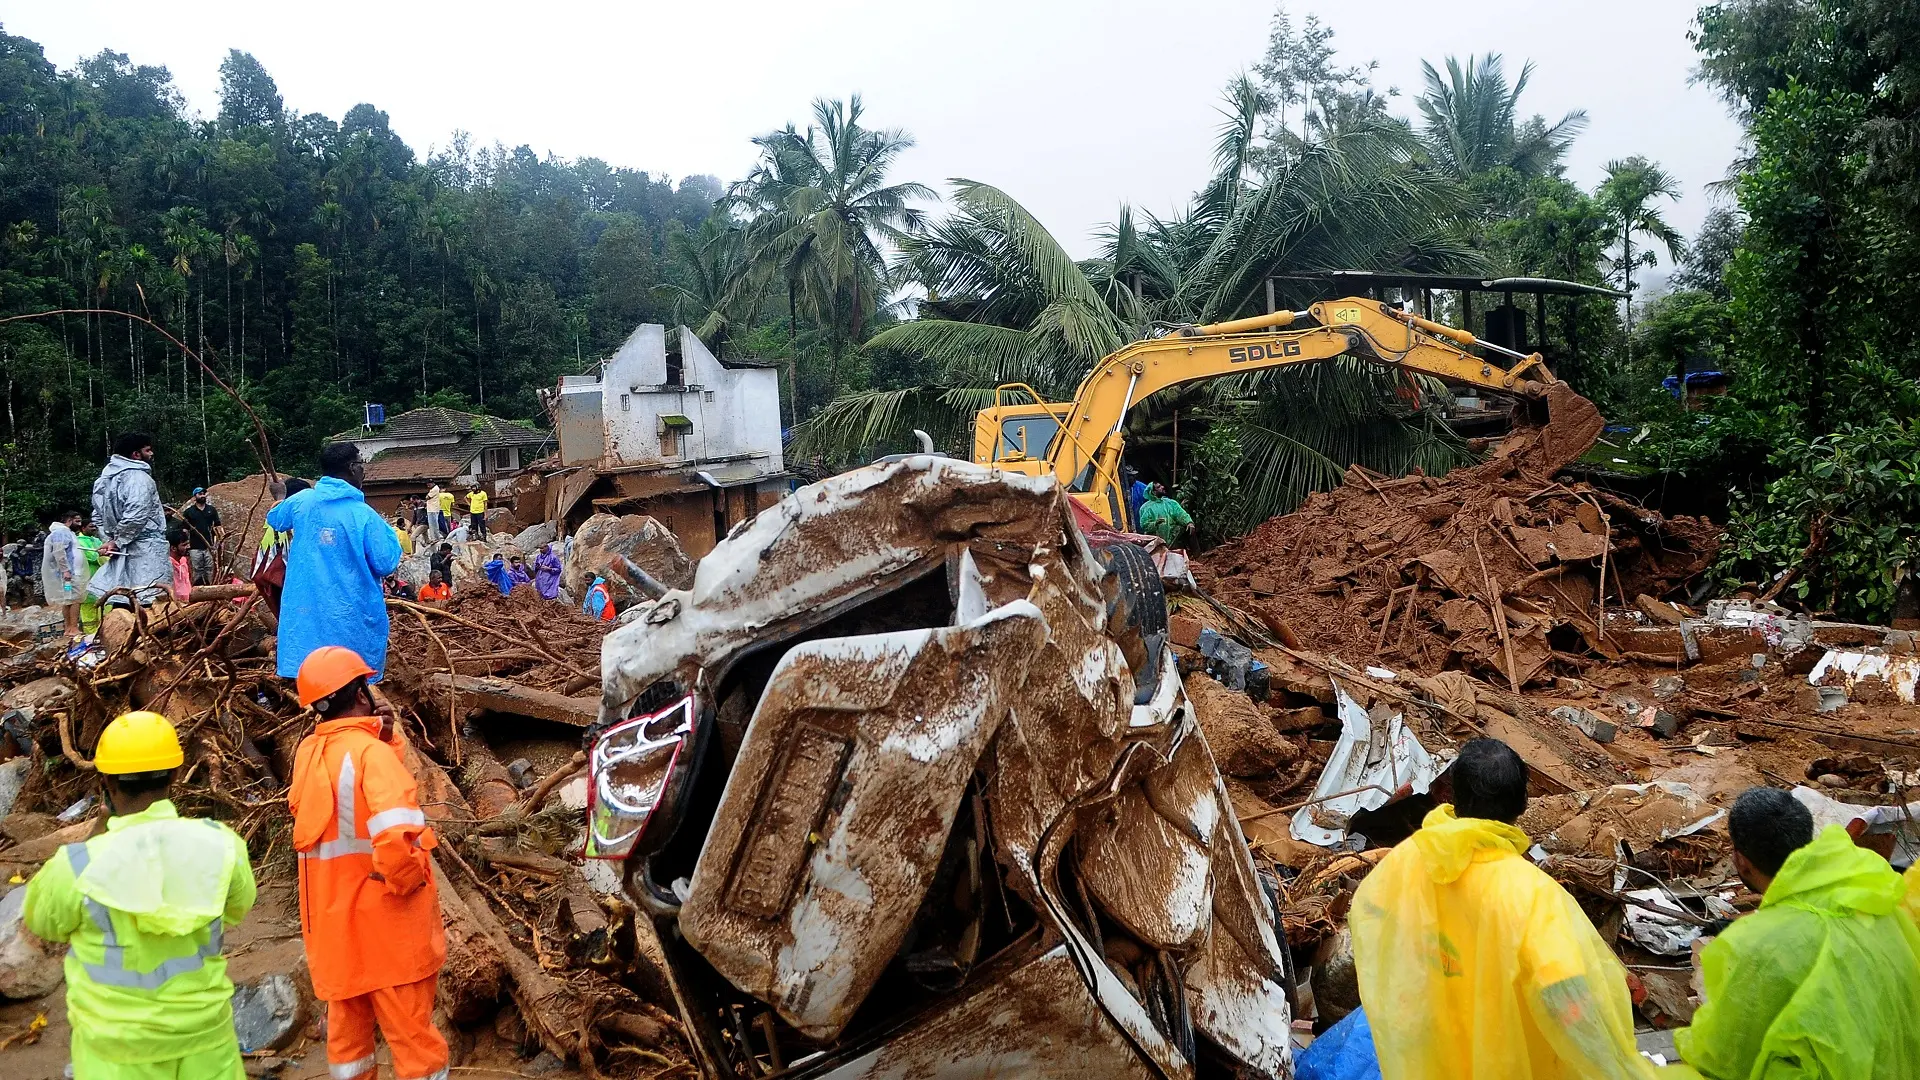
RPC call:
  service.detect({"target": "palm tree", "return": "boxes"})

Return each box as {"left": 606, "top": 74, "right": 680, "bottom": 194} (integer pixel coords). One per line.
{"left": 1596, "top": 156, "right": 1685, "bottom": 335}
{"left": 727, "top": 96, "right": 932, "bottom": 384}
{"left": 1417, "top": 54, "right": 1588, "bottom": 182}
{"left": 656, "top": 216, "right": 751, "bottom": 346}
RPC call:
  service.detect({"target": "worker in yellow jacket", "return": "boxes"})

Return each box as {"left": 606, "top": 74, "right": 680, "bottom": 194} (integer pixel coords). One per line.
{"left": 1349, "top": 738, "right": 1655, "bottom": 1080}
{"left": 22, "top": 711, "right": 256, "bottom": 1079}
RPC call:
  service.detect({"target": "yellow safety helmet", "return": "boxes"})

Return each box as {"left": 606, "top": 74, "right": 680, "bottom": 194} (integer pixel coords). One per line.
{"left": 94, "top": 710, "right": 184, "bottom": 775}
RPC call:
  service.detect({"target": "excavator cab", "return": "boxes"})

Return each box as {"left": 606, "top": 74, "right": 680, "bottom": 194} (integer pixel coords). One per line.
{"left": 971, "top": 385, "right": 1068, "bottom": 470}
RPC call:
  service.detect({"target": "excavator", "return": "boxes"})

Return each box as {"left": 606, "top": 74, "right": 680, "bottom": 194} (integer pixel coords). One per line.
{"left": 970, "top": 295, "right": 1600, "bottom": 530}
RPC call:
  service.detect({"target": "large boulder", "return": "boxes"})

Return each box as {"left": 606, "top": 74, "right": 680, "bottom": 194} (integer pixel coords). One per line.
{"left": 563, "top": 514, "right": 695, "bottom": 608}
{"left": 511, "top": 522, "right": 556, "bottom": 556}
{"left": 205, "top": 473, "right": 304, "bottom": 580}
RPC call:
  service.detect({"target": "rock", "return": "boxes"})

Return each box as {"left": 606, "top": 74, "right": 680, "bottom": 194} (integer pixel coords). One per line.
{"left": 0, "top": 605, "right": 59, "bottom": 646}
{"left": 511, "top": 522, "right": 556, "bottom": 556}
{"left": 393, "top": 550, "right": 434, "bottom": 588}
{"left": 1168, "top": 614, "right": 1203, "bottom": 650}
{"left": 1650, "top": 675, "right": 1686, "bottom": 701}
{"left": 1186, "top": 672, "right": 1297, "bottom": 777}
{"left": 0, "top": 884, "right": 64, "bottom": 999}
{"left": 3, "top": 817, "right": 100, "bottom": 865}
{"left": 506, "top": 758, "right": 535, "bottom": 788}
{"left": 493, "top": 1004, "right": 530, "bottom": 1049}
{"left": 1309, "top": 927, "right": 1360, "bottom": 1026}
{"left": 0, "top": 675, "right": 75, "bottom": 715}
{"left": 242, "top": 1055, "right": 288, "bottom": 1077}
{"left": 1817, "top": 773, "right": 1849, "bottom": 788}
{"left": 232, "top": 972, "right": 304, "bottom": 1052}
{"left": 0, "top": 813, "right": 56, "bottom": 845}
{"left": 527, "top": 1050, "right": 566, "bottom": 1075}
{"left": 0, "top": 759, "right": 29, "bottom": 819}
{"left": 563, "top": 513, "right": 695, "bottom": 609}
{"left": 1552, "top": 705, "right": 1617, "bottom": 744}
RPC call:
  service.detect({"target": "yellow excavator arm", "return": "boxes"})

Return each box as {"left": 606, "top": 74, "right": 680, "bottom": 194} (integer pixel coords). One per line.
{"left": 973, "top": 296, "right": 1565, "bottom": 529}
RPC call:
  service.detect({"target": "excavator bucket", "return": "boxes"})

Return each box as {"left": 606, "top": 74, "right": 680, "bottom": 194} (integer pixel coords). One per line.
{"left": 1502, "top": 381, "right": 1606, "bottom": 475}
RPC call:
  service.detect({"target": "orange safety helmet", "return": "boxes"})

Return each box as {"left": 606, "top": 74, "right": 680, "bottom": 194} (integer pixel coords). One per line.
{"left": 297, "top": 645, "right": 376, "bottom": 707}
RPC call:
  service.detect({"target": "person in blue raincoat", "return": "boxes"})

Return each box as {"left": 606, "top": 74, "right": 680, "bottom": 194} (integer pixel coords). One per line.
{"left": 266, "top": 444, "right": 403, "bottom": 681}
{"left": 483, "top": 554, "right": 512, "bottom": 596}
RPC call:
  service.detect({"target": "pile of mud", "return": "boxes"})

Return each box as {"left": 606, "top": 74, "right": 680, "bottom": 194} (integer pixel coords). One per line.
{"left": 1195, "top": 391, "right": 1718, "bottom": 689}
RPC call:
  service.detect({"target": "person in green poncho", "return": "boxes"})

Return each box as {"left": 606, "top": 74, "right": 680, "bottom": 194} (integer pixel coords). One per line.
{"left": 1671, "top": 787, "right": 1920, "bottom": 1079}
{"left": 76, "top": 521, "right": 103, "bottom": 633}
{"left": 23, "top": 710, "right": 256, "bottom": 1079}
{"left": 1135, "top": 482, "right": 1194, "bottom": 546}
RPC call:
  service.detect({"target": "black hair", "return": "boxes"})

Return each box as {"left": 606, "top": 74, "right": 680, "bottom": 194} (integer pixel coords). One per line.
{"left": 284, "top": 477, "right": 310, "bottom": 497}
{"left": 1451, "top": 738, "right": 1529, "bottom": 823}
{"left": 438, "top": 543, "right": 452, "bottom": 552}
{"left": 318, "top": 443, "right": 361, "bottom": 479}
{"left": 1730, "top": 786, "right": 1815, "bottom": 878}
{"left": 109, "top": 768, "right": 175, "bottom": 798}
{"left": 112, "top": 431, "right": 154, "bottom": 458}
{"left": 312, "top": 676, "right": 371, "bottom": 718}
{"left": 166, "top": 525, "right": 189, "bottom": 546}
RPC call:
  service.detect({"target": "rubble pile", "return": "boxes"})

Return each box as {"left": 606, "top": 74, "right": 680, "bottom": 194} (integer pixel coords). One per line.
{"left": 0, "top": 586, "right": 687, "bottom": 1077}
{"left": 1195, "top": 410, "right": 1719, "bottom": 689}
{"left": 1175, "top": 391, "right": 1920, "bottom": 1038}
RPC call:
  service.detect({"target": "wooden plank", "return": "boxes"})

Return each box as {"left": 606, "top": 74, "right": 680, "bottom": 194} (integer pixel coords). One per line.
{"left": 427, "top": 672, "right": 598, "bottom": 727}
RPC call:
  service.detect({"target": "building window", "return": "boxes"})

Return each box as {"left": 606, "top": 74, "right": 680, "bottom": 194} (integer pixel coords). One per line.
{"left": 490, "top": 447, "right": 515, "bottom": 472}
{"left": 704, "top": 390, "right": 715, "bottom": 403}
{"left": 658, "top": 414, "right": 692, "bottom": 459}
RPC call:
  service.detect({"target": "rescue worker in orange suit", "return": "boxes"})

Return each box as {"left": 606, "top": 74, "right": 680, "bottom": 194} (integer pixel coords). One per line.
{"left": 290, "top": 646, "right": 448, "bottom": 1080}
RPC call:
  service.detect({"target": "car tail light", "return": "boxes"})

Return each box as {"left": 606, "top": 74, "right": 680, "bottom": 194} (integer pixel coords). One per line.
{"left": 587, "top": 694, "right": 695, "bottom": 859}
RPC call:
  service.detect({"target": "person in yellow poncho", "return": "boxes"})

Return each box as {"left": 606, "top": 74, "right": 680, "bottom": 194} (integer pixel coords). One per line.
{"left": 1668, "top": 787, "right": 1920, "bottom": 1080}
{"left": 1349, "top": 738, "right": 1656, "bottom": 1080}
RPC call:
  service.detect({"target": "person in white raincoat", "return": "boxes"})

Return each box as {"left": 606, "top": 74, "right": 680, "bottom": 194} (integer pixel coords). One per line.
{"left": 88, "top": 433, "right": 172, "bottom": 606}
{"left": 41, "top": 511, "right": 87, "bottom": 636}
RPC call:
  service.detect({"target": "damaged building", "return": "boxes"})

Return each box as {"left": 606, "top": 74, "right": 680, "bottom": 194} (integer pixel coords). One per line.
{"left": 532, "top": 324, "right": 789, "bottom": 557}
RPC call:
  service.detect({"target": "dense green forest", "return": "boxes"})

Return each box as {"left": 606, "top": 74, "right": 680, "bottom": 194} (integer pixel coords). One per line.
{"left": 0, "top": 30, "right": 721, "bottom": 526}
{"left": 5, "top": 1, "right": 1920, "bottom": 618}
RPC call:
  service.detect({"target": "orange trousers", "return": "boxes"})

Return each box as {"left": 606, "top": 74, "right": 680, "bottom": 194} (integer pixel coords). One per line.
{"left": 325, "top": 974, "right": 449, "bottom": 1080}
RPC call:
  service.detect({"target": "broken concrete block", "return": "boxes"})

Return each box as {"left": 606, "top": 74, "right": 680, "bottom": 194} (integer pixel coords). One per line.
{"left": 232, "top": 972, "right": 304, "bottom": 1052}
{"left": 1168, "top": 615, "right": 1203, "bottom": 650}
{"left": 0, "top": 885, "right": 64, "bottom": 1000}
{"left": 1634, "top": 708, "right": 1681, "bottom": 739}
{"left": 1551, "top": 705, "right": 1616, "bottom": 744}
{"left": 1650, "top": 676, "right": 1686, "bottom": 701}
{"left": 1247, "top": 574, "right": 1281, "bottom": 597}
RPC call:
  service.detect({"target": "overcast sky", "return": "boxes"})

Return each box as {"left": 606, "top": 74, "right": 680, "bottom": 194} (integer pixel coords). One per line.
{"left": 13, "top": 0, "right": 1742, "bottom": 271}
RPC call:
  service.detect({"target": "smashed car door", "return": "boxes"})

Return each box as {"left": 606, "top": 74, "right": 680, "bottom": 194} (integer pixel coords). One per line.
{"left": 678, "top": 600, "right": 1048, "bottom": 1041}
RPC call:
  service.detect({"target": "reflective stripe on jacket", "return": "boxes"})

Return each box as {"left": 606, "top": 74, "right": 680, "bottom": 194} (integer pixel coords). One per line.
{"left": 290, "top": 715, "right": 446, "bottom": 1000}
{"left": 21, "top": 800, "right": 255, "bottom": 1065}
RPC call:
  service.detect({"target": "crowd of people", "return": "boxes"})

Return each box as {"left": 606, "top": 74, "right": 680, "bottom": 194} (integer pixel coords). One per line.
{"left": 2, "top": 436, "right": 588, "bottom": 640}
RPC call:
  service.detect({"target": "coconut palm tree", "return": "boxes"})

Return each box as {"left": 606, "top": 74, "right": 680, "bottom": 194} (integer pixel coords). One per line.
{"left": 1417, "top": 54, "right": 1588, "bottom": 182}
{"left": 728, "top": 96, "right": 932, "bottom": 383}
{"left": 1596, "top": 156, "right": 1686, "bottom": 316}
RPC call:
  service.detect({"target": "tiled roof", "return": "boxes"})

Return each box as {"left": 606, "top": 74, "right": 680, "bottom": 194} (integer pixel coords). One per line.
{"left": 361, "top": 445, "right": 477, "bottom": 484}
{"left": 331, "top": 407, "right": 553, "bottom": 449}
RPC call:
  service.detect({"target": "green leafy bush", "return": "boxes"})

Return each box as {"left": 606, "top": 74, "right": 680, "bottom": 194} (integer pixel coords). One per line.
{"left": 1716, "top": 420, "right": 1920, "bottom": 620}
